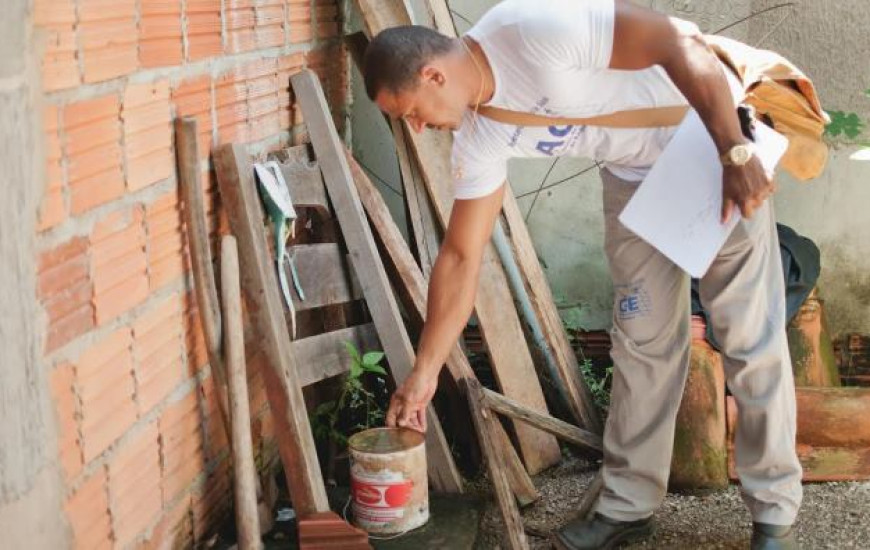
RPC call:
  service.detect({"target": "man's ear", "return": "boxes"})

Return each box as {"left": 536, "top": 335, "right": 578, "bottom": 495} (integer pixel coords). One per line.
{"left": 420, "top": 65, "right": 446, "bottom": 87}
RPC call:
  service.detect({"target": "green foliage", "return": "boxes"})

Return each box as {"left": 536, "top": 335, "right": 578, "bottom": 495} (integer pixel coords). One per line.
{"left": 579, "top": 358, "right": 613, "bottom": 413}
{"left": 310, "top": 342, "right": 387, "bottom": 447}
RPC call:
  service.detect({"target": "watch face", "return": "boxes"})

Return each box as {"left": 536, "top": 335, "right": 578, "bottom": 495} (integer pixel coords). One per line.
{"left": 732, "top": 145, "right": 752, "bottom": 165}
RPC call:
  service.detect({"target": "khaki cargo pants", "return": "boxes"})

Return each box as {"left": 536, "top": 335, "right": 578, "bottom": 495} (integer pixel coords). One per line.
{"left": 595, "top": 168, "right": 803, "bottom": 526}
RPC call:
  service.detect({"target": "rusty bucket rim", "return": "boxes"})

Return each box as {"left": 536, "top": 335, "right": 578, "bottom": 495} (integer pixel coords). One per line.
{"left": 347, "top": 427, "right": 425, "bottom": 455}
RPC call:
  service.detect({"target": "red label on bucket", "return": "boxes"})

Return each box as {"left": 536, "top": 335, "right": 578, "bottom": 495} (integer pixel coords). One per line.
{"left": 352, "top": 478, "right": 413, "bottom": 509}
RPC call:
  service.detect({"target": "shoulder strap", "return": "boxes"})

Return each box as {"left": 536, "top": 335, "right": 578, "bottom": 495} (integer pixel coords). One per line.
{"left": 476, "top": 104, "right": 690, "bottom": 128}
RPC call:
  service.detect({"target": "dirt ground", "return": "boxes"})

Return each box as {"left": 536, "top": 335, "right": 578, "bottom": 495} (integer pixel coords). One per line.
{"left": 474, "top": 454, "right": 870, "bottom": 549}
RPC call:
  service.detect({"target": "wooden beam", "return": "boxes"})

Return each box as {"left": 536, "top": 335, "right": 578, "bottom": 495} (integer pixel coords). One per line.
{"left": 463, "top": 378, "right": 530, "bottom": 550}
{"left": 501, "top": 189, "right": 603, "bottom": 434}
{"left": 221, "top": 235, "right": 263, "bottom": 550}
{"left": 214, "top": 143, "right": 329, "bottom": 515}
{"left": 288, "top": 243, "right": 361, "bottom": 312}
{"left": 346, "top": 151, "right": 539, "bottom": 507}
{"left": 481, "top": 387, "right": 603, "bottom": 454}
{"left": 291, "top": 70, "right": 463, "bottom": 493}
{"left": 274, "top": 147, "right": 331, "bottom": 217}
{"left": 352, "top": 0, "right": 562, "bottom": 474}
{"left": 175, "top": 117, "right": 230, "bottom": 434}
{"left": 294, "top": 323, "right": 379, "bottom": 387}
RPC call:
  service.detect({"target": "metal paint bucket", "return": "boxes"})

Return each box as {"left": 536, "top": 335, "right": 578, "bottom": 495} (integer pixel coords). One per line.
{"left": 347, "top": 427, "right": 428, "bottom": 534}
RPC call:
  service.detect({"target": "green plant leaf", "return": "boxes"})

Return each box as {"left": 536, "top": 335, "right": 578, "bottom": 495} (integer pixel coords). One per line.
{"left": 349, "top": 361, "right": 363, "bottom": 379}
{"left": 363, "top": 363, "right": 388, "bottom": 376}
{"left": 362, "top": 351, "right": 385, "bottom": 366}
{"left": 344, "top": 340, "right": 362, "bottom": 363}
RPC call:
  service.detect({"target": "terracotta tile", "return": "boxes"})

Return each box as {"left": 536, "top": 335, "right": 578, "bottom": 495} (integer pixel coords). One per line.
{"left": 78, "top": 0, "right": 136, "bottom": 22}
{"left": 76, "top": 328, "right": 137, "bottom": 461}
{"left": 127, "top": 147, "right": 173, "bottom": 192}
{"left": 187, "top": 33, "right": 223, "bottom": 61}
{"left": 226, "top": 29, "right": 256, "bottom": 53}
{"left": 42, "top": 24, "right": 79, "bottom": 91}
{"left": 226, "top": 0, "right": 255, "bottom": 8}
{"left": 65, "top": 469, "right": 112, "bottom": 550}
{"left": 140, "top": 494, "right": 193, "bottom": 550}
{"left": 256, "top": 26, "right": 284, "bottom": 48}
{"left": 141, "top": 39, "right": 184, "bottom": 68}
{"left": 47, "top": 304, "right": 96, "bottom": 352}
{"left": 141, "top": 0, "right": 182, "bottom": 16}
{"left": 51, "top": 363, "right": 83, "bottom": 482}
{"left": 248, "top": 94, "right": 279, "bottom": 118}
{"left": 43, "top": 279, "right": 93, "bottom": 323}
{"left": 38, "top": 237, "right": 88, "bottom": 295}
{"left": 160, "top": 392, "right": 206, "bottom": 503}
{"left": 82, "top": 42, "right": 138, "bottom": 84}
{"left": 63, "top": 95, "right": 119, "bottom": 129}
{"left": 34, "top": 0, "right": 76, "bottom": 26}
{"left": 191, "top": 459, "right": 231, "bottom": 541}
{"left": 109, "top": 423, "right": 162, "bottom": 547}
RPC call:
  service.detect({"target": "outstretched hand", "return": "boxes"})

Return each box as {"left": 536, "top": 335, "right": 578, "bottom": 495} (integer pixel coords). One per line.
{"left": 721, "top": 155, "right": 776, "bottom": 223}
{"left": 385, "top": 368, "right": 438, "bottom": 433}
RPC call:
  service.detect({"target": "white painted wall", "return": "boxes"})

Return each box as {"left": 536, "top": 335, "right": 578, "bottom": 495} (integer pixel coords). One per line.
{"left": 350, "top": 0, "right": 870, "bottom": 334}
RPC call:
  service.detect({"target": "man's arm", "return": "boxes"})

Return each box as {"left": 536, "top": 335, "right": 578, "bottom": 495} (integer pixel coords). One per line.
{"left": 610, "top": 0, "right": 773, "bottom": 221}
{"left": 386, "top": 184, "right": 506, "bottom": 432}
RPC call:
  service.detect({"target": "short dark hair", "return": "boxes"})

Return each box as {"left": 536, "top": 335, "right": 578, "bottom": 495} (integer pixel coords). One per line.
{"left": 363, "top": 26, "right": 456, "bottom": 100}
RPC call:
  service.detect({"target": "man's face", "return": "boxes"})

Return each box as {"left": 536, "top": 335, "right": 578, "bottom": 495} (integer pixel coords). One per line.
{"left": 375, "top": 66, "right": 467, "bottom": 133}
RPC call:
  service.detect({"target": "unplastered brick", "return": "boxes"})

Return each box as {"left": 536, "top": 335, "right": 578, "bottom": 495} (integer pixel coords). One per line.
{"left": 315, "top": 1, "right": 339, "bottom": 39}
{"left": 39, "top": 237, "right": 95, "bottom": 351}
{"left": 65, "top": 469, "right": 112, "bottom": 550}
{"left": 133, "top": 293, "right": 185, "bottom": 414}
{"left": 191, "top": 458, "right": 231, "bottom": 541}
{"left": 108, "top": 423, "right": 162, "bottom": 547}
{"left": 40, "top": 105, "right": 66, "bottom": 231}
{"left": 51, "top": 363, "right": 83, "bottom": 482}
{"left": 78, "top": 3, "right": 138, "bottom": 84}
{"left": 146, "top": 190, "right": 187, "bottom": 290}
{"left": 140, "top": 0, "right": 183, "bottom": 68}
{"left": 123, "top": 81, "right": 173, "bottom": 192}
{"left": 63, "top": 95, "right": 125, "bottom": 215}
{"left": 186, "top": 0, "right": 222, "bottom": 61}
{"left": 172, "top": 76, "right": 214, "bottom": 162}
{"left": 287, "top": 0, "right": 312, "bottom": 43}
{"left": 76, "top": 327, "right": 137, "bottom": 462}
{"left": 90, "top": 208, "right": 149, "bottom": 324}
{"left": 159, "top": 391, "right": 206, "bottom": 505}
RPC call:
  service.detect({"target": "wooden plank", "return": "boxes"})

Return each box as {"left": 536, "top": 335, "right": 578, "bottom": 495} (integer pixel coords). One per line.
{"left": 425, "top": 0, "right": 457, "bottom": 35}
{"left": 294, "top": 323, "right": 379, "bottom": 387}
{"left": 289, "top": 243, "right": 360, "bottom": 312}
{"left": 501, "top": 189, "right": 603, "bottom": 434}
{"left": 463, "top": 378, "right": 529, "bottom": 550}
{"left": 353, "top": 0, "right": 412, "bottom": 31}
{"left": 274, "top": 147, "right": 331, "bottom": 216}
{"left": 214, "top": 143, "right": 329, "bottom": 515}
{"left": 346, "top": 151, "right": 539, "bottom": 506}
{"left": 221, "top": 235, "right": 263, "bottom": 550}
{"left": 481, "top": 387, "right": 603, "bottom": 454}
{"left": 353, "top": 0, "right": 562, "bottom": 474}
{"left": 393, "top": 121, "right": 440, "bottom": 277}
{"left": 291, "top": 70, "right": 463, "bottom": 494}
{"left": 174, "top": 117, "right": 230, "bottom": 434}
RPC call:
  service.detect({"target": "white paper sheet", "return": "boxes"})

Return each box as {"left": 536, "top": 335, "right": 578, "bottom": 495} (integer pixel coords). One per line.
{"left": 617, "top": 110, "right": 789, "bottom": 278}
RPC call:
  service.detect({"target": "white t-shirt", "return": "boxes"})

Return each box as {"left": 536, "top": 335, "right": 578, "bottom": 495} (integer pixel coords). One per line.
{"left": 452, "top": 0, "right": 689, "bottom": 200}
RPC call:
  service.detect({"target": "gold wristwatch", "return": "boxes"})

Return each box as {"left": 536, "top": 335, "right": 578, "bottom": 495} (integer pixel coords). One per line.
{"left": 720, "top": 143, "right": 755, "bottom": 167}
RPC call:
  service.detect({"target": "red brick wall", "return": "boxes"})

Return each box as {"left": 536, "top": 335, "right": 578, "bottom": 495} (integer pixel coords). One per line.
{"left": 34, "top": 1, "right": 347, "bottom": 547}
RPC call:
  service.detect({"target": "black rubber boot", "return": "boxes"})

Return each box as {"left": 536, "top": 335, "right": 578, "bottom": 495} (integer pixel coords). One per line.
{"left": 551, "top": 512, "right": 655, "bottom": 550}
{"left": 751, "top": 523, "right": 799, "bottom": 550}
